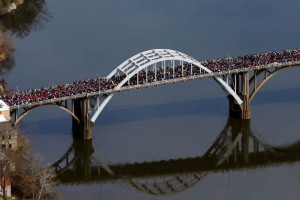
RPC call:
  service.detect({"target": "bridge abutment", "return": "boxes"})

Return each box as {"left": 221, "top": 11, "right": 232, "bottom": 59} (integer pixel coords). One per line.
{"left": 72, "top": 98, "right": 93, "bottom": 139}
{"left": 229, "top": 72, "right": 251, "bottom": 119}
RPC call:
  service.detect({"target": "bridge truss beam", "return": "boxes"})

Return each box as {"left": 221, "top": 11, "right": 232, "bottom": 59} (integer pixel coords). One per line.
{"left": 248, "top": 66, "right": 289, "bottom": 102}
{"left": 10, "top": 100, "right": 80, "bottom": 126}
{"left": 10, "top": 99, "right": 94, "bottom": 139}
{"left": 90, "top": 49, "right": 243, "bottom": 123}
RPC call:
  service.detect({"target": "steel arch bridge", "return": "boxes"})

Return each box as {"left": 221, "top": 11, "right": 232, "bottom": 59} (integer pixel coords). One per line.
{"left": 90, "top": 49, "right": 243, "bottom": 122}
{"left": 4, "top": 48, "right": 300, "bottom": 139}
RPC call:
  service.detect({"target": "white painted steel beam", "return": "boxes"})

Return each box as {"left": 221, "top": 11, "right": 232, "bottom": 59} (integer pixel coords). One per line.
{"left": 91, "top": 49, "right": 243, "bottom": 123}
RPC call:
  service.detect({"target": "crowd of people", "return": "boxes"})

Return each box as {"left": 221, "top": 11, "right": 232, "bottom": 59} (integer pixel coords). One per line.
{"left": 202, "top": 49, "right": 300, "bottom": 72}
{"left": 1, "top": 49, "right": 300, "bottom": 107}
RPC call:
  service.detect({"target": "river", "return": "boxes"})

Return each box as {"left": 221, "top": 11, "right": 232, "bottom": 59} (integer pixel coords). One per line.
{"left": 1, "top": 0, "right": 300, "bottom": 199}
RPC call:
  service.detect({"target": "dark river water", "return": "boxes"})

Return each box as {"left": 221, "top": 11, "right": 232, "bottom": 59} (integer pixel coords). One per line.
{"left": 2, "top": 0, "right": 300, "bottom": 199}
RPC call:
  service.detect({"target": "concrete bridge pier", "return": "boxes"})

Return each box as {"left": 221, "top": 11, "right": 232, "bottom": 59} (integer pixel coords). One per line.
{"left": 73, "top": 138, "right": 93, "bottom": 177}
{"left": 72, "top": 98, "right": 93, "bottom": 139}
{"left": 229, "top": 72, "right": 251, "bottom": 119}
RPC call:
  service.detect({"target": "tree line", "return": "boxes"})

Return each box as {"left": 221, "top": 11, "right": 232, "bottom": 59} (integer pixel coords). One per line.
{"left": 0, "top": 131, "right": 62, "bottom": 200}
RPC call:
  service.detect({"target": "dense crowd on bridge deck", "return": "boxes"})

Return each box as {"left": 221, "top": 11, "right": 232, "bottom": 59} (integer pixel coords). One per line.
{"left": 1, "top": 49, "right": 300, "bottom": 106}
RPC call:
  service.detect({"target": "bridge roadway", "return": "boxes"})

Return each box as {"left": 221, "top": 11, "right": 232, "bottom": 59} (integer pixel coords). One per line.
{"left": 8, "top": 60, "right": 300, "bottom": 110}
{"left": 2, "top": 48, "right": 300, "bottom": 139}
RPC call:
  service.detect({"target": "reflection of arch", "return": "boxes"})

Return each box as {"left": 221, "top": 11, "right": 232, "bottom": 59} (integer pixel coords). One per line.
{"left": 128, "top": 173, "right": 208, "bottom": 195}
{"left": 53, "top": 138, "right": 114, "bottom": 177}
{"left": 52, "top": 146, "right": 75, "bottom": 173}
{"left": 90, "top": 49, "right": 243, "bottom": 122}
{"left": 125, "top": 118, "right": 262, "bottom": 196}
{"left": 11, "top": 103, "right": 80, "bottom": 125}
{"left": 53, "top": 118, "right": 257, "bottom": 188}
{"left": 53, "top": 117, "right": 300, "bottom": 195}
{"left": 249, "top": 65, "right": 299, "bottom": 102}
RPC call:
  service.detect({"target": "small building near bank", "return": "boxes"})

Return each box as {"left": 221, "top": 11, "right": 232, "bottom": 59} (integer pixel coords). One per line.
{"left": 0, "top": 100, "right": 17, "bottom": 150}
{"left": 0, "top": 101, "right": 15, "bottom": 198}
{"left": 0, "top": 100, "right": 10, "bottom": 123}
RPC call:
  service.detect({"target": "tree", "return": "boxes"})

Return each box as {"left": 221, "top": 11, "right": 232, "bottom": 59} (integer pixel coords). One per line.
{"left": 37, "top": 166, "right": 56, "bottom": 200}
{"left": 19, "top": 148, "right": 42, "bottom": 198}
{"left": 0, "top": 0, "right": 24, "bottom": 15}
{"left": 0, "top": 29, "right": 15, "bottom": 77}
{"left": 0, "top": 29, "right": 14, "bottom": 61}
{"left": 0, "top": 79, "right": 8, "bottom": 93}
{"left": 0, "top": 151, "right": 13, "bottom": 200}
{"left": 11, "top": 135, "right": 59, "bottom": 199}
{"left": 0, "top": 0, "right": 52, "bottom": 38}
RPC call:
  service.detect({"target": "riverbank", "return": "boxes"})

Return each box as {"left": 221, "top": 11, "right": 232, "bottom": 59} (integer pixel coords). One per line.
{"left": 0, "top": 0, "right": 24, "bottom": 15}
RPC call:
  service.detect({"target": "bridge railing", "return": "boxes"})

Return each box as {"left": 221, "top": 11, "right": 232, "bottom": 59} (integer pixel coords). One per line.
{"left": 8, "top": 60, "right": 300, "bottom": 110}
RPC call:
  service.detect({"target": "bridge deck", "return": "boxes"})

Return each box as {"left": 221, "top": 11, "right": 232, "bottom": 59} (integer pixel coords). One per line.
{"left": 6, "top": 60, "right": 300, "bottom": 110}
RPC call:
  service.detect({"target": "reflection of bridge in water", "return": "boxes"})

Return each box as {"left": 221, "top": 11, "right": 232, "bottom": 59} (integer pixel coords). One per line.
{"left": 53, "top": 117, "right": 300, "bottom": 195}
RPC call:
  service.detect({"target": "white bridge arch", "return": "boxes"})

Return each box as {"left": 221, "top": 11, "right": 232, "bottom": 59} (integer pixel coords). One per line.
{"left": 91, "top": 49, "right": 243, "bottom": 122}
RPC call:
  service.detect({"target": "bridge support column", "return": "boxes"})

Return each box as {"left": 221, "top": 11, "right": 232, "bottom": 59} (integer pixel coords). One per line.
{"left": 72, "top": 98, "right": 93, "bottom": 139}
{"left": 229, "top": 72, "right": 251, "bottom": 119}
